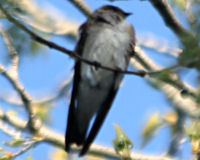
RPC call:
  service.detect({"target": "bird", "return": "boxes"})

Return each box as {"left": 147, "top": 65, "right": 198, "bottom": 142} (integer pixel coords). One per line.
{"left": 65, "top": 5, "right": 135, "bottom": 156}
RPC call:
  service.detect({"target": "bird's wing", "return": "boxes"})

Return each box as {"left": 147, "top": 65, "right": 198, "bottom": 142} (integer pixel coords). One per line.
{"left": 65, "top": 23, "right": 88, "bottom": 151}
{"left": 80, "top": 72, "right": 120, "bottom": 155}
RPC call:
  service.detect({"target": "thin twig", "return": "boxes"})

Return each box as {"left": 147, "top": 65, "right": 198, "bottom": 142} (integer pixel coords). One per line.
{"left": 11, "top": 140, "right": 40, "bottom": 159}
{"left": 0, "top": 5, "right": 146, "bottom": 77}
{"left": 0, "top": 74, "right": 72, "bottom": 107}
{"left": 131, "top": 47, "right": 200, "bottom": 118}
{"left": 34, "top": 75, "right": 72, "bottom": 105}
{"left": 134, "top": 46, "right": 197, "bottom": 97}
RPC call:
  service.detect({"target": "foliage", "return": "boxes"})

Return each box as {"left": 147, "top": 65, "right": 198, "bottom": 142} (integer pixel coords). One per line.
{"left": 112, "top": 124, "right": 133, "bottom": 159}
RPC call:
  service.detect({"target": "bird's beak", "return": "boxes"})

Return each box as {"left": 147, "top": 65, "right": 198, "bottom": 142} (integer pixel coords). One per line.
{"left": 124, "top": 12, "right": 132, "bottom": 17}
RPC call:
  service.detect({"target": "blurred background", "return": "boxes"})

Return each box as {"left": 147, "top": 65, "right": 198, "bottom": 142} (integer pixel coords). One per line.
{"left": 0, "top": 0, "right": 200, "bottom": 159}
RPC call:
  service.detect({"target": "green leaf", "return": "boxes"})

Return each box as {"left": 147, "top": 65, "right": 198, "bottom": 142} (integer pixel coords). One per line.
{"left": 169, "top": 0, "right": 186, "bottom": 9}
{"left": 178, "top": 34, "right": 200, "bottom": 70}
{"left": 112, "top": 124, "right": 133, "bottom": 159}
{"left": 150, "top": 67, "right": 175, "bottom": 85}
{"left": 0, "top": 156, "right": 10, "bottom": 160}
{"left": 26, "top": 154, "right": 33, "bottom": 160}
{"left": 0, "top": 152, "right": 12, "bottom": 160}
{"left": 33, "top": 103, "right": 51, "bottom": 123}
{"left": 186, "top": 120, "right": 200, "bottom": 139}
{"left": 186, "top": 120, "right": 200, "bottom": 154}
{"left": 4, "top": 138, "right": 24, "bottom": 147}
{"left": 141, "top": 113, "right": 164, "bottom": 147}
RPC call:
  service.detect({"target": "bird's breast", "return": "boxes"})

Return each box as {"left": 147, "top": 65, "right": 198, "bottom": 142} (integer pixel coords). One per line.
{"left": 80, "top": 24, "right": 131, "bottom": 87}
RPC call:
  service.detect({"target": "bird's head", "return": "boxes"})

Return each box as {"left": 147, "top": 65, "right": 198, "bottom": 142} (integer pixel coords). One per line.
{"left": 97, "top": 5, "right": 132, "bottom": 18}
{"left": 91, "top": 5, "right": 132, "bottom": 24}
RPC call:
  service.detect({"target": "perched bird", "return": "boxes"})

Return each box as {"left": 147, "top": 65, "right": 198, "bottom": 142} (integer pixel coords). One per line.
{"left": 65, "top": 5, "right": 135, "bottom": 156}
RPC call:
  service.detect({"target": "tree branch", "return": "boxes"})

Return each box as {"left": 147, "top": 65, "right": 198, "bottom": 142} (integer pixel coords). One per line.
{"left": 167, "top": 109, "right": 186, "bottom": 156}
{"left": 131, "top": 47, "right": 200, "bottom": 118}
{"left": 11, "top": 140, "right": 39, "bottom": 159}
{"left": 137, "top": 34, "right": 181, "bottom": 57}
{"left": 0, "top": 24, "right": 19, "bottom": 78}
{"left": 0, "top": 4, "right": 146, "bottom": 77}
{"left": 0, "top": 64, "right": 36, "bottom": 128}
{"left": 68, "top": 0, "right": 92, "bottom": 16}
{"left": 0, "top": 73, "right": 72, "bottom": 107}
{"left": 1, "top": 2, "right": 198, "bottom": 117}
{"left": 149, "top": 0, "right": 195, "bottom": 42}
{"left": 149, "top": 0, "right": 200, "bottom": 69}
{"left": 0, "top": 118, "right": 21, "bottom": 139}
{"left": 0, "top": 108, "right": 173, "bottom": 160}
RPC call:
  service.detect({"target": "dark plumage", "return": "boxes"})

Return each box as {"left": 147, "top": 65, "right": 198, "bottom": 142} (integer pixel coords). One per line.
{"left": 65, "top": 5, "right": 135, "bottom": 156}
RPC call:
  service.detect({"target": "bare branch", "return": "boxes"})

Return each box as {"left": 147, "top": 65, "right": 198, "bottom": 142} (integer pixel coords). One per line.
{"left": 0, "top": 64, "right": 35, "bottom": 128}
{"left": 0, "top": 92, "right": 26, "bottom": 107}
{"left": 131, "top": 47, "right": 200, "bottom": 118}
{"left": 5, "top": 0, "right": 79, "bottom": 35}
{"left": 11, "top": 140, "right": 39, "bottom": 159}
{"left": 0, "top": 24, "right": 19, "bottom": 78}
{"left": 0, "top": 74, "right": 72, "bottom": 107}
{"left": 149, "top": 0, "right": 194, "bottom": 41}
{"left": 68, "top": 0, "right": 92, "bottom": 16}
{"left": 34, "top": 75, "right": 73, "bottom": 105}
{"left": 167, "top": 109, "right": 186, "bottom": 156}
{"left": 0, "top": 108, "right": 173, "bottom": 160}
{"left": 0, "top": 119, "right": 21, "bottom": 139}
{"left": 134, "top": 46, "right": 197, "bottom": 97}
{"left": 149, "top": 0, "right": 200, "bottom": 70}
{"left": 137, "top": 34, "right": 181, "bottom": 57}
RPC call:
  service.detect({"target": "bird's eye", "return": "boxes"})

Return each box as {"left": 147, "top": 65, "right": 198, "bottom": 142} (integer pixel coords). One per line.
{"left": 96, "top": 16, "right": 111, "bottom": 24}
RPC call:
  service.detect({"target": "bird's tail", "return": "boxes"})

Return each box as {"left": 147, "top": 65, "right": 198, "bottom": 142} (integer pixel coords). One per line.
{"left": 65, "top": 108, "right": 89, "bottom": 152}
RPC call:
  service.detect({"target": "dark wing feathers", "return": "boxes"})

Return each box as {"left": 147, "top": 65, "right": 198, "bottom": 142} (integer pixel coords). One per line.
{"left": 65, "top": 23, "right": 88, "bottom": 151}
{"left": 80, "top": 72, "right": 120, "bottom": 155}
{"left": 66, "top": 18, "right": 135, "bottom": 156}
